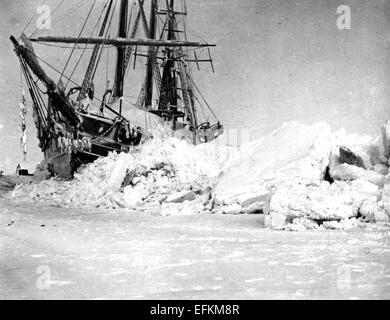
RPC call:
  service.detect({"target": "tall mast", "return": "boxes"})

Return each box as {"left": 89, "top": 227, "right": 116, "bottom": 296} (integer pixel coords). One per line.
{"left": 78, "top": 0, "right": 114, "bottom": 101}
{"left": 167, "top": 0, "right": 178, "bottom": 108}
{"left": 113, "top": 1, "right": 143, "bottom": 96}
{"left": 168, "top": 0, "right": 175, "bottom": 41}
{"left": 145, "top": 0, "right": 157, "bottom": 108}
{"left": 158, "top": 0, "right": 178, "bottom": 111}
{"left": 164, "top": 0, "right": 197, "bottom": 133}
{"left": 113, "top": 0, "right": 129, "bottom": 100}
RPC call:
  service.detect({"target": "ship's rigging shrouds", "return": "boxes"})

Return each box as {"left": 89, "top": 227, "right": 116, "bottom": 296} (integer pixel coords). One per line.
{"left": 10, "top": 0, "right": 224, "bottom": 178}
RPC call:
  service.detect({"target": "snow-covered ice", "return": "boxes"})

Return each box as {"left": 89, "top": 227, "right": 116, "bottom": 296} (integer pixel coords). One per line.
{"left": 1, "top": 198, "right": 390, "bottom": 299}
{"left": 8, "top": 121, "right": 390, "bottom": 230}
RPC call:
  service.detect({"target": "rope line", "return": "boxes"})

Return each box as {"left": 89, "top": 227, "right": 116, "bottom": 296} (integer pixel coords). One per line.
{"left": 50, "top": 0, "right": 86, "bottom": 29}
{"left": 59, "top": 0, "right": 97, "bottom": 83}
{"left": 65, "top": 0, "right": 108, "bottom": 88}
{"left": 22, "top": 11, "right": 37, "bottom": 34}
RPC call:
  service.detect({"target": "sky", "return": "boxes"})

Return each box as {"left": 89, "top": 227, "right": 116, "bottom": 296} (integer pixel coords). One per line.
{"left": 0, "top": 0, "right": 390, "bottom": 173}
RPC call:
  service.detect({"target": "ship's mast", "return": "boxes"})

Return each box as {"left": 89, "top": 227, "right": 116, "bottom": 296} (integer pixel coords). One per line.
{"left": 25, "top": 0, "right": 216, "bottom": 132}
{"left": 114, "top": 0, "right": 129, "bottom": 104}
{"left": 157, "top": 0, "right": 198, "bottom": 133}
{"left": 168, "top": 0, "right": 178, "bottom": 112}
{"left": 112, "top": 1, "right": 143, "bottom": 97}
{"left": 78, "top": 0, "right": 114, "bottom": 101}
{"left": 145, "top": 0, "right": 157, "bottom": 108}
{"left": 11, "top": 0, "right": 223, "bottom": 152}
{"left": 158, "top": 0, "right": 177, "bottom": 112}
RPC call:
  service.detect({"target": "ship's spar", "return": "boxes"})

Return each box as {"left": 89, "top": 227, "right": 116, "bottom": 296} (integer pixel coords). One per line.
{"left": 10, "top": 0, "right": 223, "bottom": 178}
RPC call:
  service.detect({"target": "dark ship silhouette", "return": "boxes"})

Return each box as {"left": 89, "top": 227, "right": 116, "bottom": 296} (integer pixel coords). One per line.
{"left": 11, "top": 0, "right": 223, "bottom": 178}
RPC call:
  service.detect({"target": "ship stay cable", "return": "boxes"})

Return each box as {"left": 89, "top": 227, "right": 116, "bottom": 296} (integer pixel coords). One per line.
{"left": 123, "top": 0, "right": 142, "bottom": 81}
{"left": 21, "top": 53, "right": 75, "bottom": 129}
{"left": 190, "top": 77, "right": 218, "bottom": 121}
{"left": 105, "top": 45, "right": 110, "bottom": 88}
{"left": 77, "top": 0, "right": 115, "bottom": 101}
{"left": 65, "top": 0, "right": 108, "bottom": 89}
{"left": 126, "top": 1, "right": 136, "bottom": 36}
{"left": 25, "top": 48, "right": 131, "bottom": 122}
{"left": 59, "top": 0, "right": 97, "bottom": 84}
{"left": 92, "top": 0, "right": 118, "bottom": 83}
{"left": 22, "top": 12, "right": 37, "bottom": 34}
{"left": 50, "top": 0, "right": 87, "bottom": 29}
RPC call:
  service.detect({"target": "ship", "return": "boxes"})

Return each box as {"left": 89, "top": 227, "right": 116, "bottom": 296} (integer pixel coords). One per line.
{"left": 10, "top": 0, "right": 223, "bottom": 178}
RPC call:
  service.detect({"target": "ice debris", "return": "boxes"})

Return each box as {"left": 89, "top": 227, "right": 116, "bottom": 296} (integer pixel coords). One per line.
{"left": 11, "top": 134, "right": 238, "bottom": 216}
{"left": 212, "top": 121, "right": 390, "bottom": 229}
{"left": 9, "top": 120, "right": 390, "bottom": 229}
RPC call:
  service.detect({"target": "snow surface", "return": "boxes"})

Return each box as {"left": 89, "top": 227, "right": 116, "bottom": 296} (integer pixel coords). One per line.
{"left": 1, "top": 198, "right": 390, "bottom": 299}
{"left": 9, "top": 121, "right": 390, "bottom": 230}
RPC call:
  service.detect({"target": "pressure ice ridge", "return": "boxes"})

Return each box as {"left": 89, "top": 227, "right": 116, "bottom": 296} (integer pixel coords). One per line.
{"left": 213, "top": 121, "right": 390, "bottom": 229}
{"left": 10, "top": 121, "right": 390, "bottom": 230}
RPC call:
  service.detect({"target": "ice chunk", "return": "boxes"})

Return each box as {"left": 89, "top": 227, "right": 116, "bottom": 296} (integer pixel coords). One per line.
{"left": 166, "top": 190, "right": 196, "bottom": 203}
{"left": 213, "top": 122, "right": 333, "bottom": 206}
{"left": 330, "top": 164, "right": 384, "bottom": 185}
{"left": 123, "top": 187, "right": 143, "bottom": 208}
{"left": 221, "top": 203, "right": 243, "bottom": 215}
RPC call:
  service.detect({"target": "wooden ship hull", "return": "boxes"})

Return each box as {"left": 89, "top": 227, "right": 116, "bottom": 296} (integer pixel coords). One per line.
{"left": 44, "top": 112, "right": 143, "bottom": 178}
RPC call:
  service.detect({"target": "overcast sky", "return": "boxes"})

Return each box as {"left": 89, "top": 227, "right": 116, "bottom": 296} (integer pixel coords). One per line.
{"left": 1, "top": 0, "right": 389, "bottom": 173}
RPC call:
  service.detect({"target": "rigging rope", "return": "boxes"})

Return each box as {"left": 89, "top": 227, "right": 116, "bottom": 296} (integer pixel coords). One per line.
{"left": 65, "top": 0, "right": 108, "bottom": 88}
{"left": 91, "top": 0, "right": 118, "bottom": 82}
{"left": 50, "top": 0, "right": 87, "bottom": 29}
{"left": 59, "top": 0, "right": 97, "bottom": 84}
{"left": 127, "top": 1, "right": 136, "bottom": 36}
{"left": 105, "top": 45, "right": 110, "bottom": 86}
{"left": 189, "top": 77, "right": 218, "bottom": 120}
{"left": 29, "top": 50, "right": 120, "bottom": 118}
{"left": 22, "top": 11, "right": 37, "bottom": 34}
